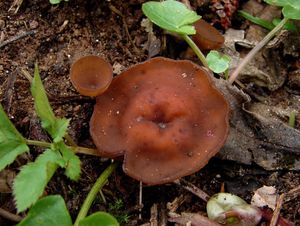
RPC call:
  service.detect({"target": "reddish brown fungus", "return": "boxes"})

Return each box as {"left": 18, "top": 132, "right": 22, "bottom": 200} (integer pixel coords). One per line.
{"left": 89, "top": 57, "right": 229, "bottom": 185}
{"left": 70, "top": 55, "right": 113, "bottom": 97}
{"left": 192, "top": 19, "right": 225, "bottom": 50}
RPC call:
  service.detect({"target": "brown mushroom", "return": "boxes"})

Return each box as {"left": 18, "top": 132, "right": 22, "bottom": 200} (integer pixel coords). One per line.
{"left": 70, "top": 55, "right": 113, "bottom": 97}
{"left": 90, "top": 57, "right": 229, "bottom": 185}
{"left": 192, "top": 19, "right": 225, "bottom": 50}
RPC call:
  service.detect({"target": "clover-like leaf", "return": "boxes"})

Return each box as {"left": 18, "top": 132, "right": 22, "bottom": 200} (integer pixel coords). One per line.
{"left": 13, "top": 150, "right": 62, "bottom": 212}
{"left": 142, "top": 0, "right": 201, "bottom": 35}
{"left": 31, "top": 64, "right": 70, "bottom": 143}
{"left": 0, "top": 104, "right": 29, "bottom": 171}
{"left": 79, "top": 212, "right": 119, "bottom": 226}
{"left": 206, "top": 50, "right": 231, "bottom": 73}
{"left": 17, "top": 195, "right": 72, "bottom": 226}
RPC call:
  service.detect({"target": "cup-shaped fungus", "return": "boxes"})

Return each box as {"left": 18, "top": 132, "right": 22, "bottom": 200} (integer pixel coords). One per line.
{"left": 70, "top": 55, "right": 113, "bottom": 97}
{"left": 90, "top": 57, "right": 229, "bottom": 185}
{"left": 192, "top": 19, "right": 225, "bottom": 50}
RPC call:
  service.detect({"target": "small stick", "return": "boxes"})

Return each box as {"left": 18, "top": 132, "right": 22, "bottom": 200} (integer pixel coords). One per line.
{"left": 0, "top": 208, "right": 23, "bottom": 222}
{"left": 285, "top": 185, "right": 300, "bottom": 202}
{"left": 139, "top": 181, "right": 143, "bottom": 220}
{"left": 173, "top": 179, "right": 210, "bottom": 202}
{"left": 0, "top": 30, "right": 36, "bottom": 49}
{"left": 150, "top": 203, "right": 158, "bottom": 226}
{"left": 270, "top": 193, "right": 285, "bottom": 226}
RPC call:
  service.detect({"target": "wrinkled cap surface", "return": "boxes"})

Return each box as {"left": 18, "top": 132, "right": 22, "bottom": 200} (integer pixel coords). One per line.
{"left": 70, "top": 55, "right": 113, "bottom": 97}
{"left": 90, "top": 57, "right": 229, "bottom": 185}
{"left": 192, "top": 19, "right": 224, "bottom": 50}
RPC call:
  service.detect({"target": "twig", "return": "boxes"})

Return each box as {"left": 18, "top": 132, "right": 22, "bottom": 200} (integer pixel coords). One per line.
{"left": 270, "top": 193, "right": 285, "bottom": 226}
{"left": 20, "top": 68, "right": 33, "bottom": 82}
{"left": 0, "top": 30, "right": 36, "bottom": 49}
{"left": 229, "top": 18, "right": 288, "bottom": 84}
{"left": 0, "top": 208, "right": 23, "bottom": 222}
{"left": 139, "top": 181, "right": 143, "bottom": 220}
{"left": 150, "top": 203, "right": 158, "bottom": 226}
{"left": 285, "top": 185, "right": 300, "bottom": 202}
{"left": 173, "top": 179, "right": 210, "bottom": 202}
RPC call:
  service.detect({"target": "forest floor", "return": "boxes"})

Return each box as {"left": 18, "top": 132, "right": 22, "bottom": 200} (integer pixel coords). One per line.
{"left": 0, "top": 0, "right": 299, "bottom": 225}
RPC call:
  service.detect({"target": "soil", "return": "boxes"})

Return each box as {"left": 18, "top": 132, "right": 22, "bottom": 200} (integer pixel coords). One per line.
{"left": 0, "top": 0, "right": 299, "bottom": 225}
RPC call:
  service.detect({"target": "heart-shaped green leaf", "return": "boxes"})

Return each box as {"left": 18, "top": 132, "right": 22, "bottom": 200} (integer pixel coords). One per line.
{"left": 17, "top": 195, "right": 72, "bottom": 226}
{"left": 206, "top": 50, "right": 231, "bottom": 73}
{"left": 142, "top": 0, "right": 201, "bottom": 35}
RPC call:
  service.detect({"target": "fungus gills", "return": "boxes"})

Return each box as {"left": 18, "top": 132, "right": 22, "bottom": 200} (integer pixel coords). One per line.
{"left": 70, "top": 55, "right": 113, "bottom": 97}
{"left": 89, "top": 57, "right": 229, "bottom": 185}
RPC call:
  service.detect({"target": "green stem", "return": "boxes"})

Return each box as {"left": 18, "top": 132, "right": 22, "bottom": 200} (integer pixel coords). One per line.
{"left": 229, "top": 17, "right": 289, "bottom": 84}
{"left": 288, "top": 112, "right": 296, "bottom": 128}
{"left": 26, "top": 139, "right": 52, "bottom": 148}
{"left": 74, "top": 162, "right": 118, "bottom": 226}
{"left": 181, "top": 34, "right": 209, "bottom": 68}
{"left": 25, "top": 139, "right": 100, "bottom": 156}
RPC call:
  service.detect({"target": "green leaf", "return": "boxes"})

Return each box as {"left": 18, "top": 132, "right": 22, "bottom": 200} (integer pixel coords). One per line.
{"left": 79, "top": 212, "right": 119, "bottom": 226}
{"left": 206, "top": 50, "right": 231, "bottom": 73}
{"left": 272, "top": 18, "right": 298, "bottom": 32}
{"left": 31, "top": 64, "right": 70, "bottom": 142}
{"left": 13, "top": 150, "right": 62, "bottom": 212}
{"left": 0, "top": 104, "right": 29, "bottom": 171}
{"left": 264, "top": 0, "right": 288, "bottom": 7}
{"left": 17, "top": 195, "right": 72, "bottom": 226}
{"left": 57, "top": 142, "right": 81, "bottom": 181}
{"left": 50, "top": 0, "right": 62, "bottom": 4}
{"left": 286, "top": 0, "right": 300, "bottom": 10}
{"left": 238, "top": 10, "right": 275, "bottom": 30}
{"left": 52, "top": 118, "right": 70, "bottom": 143}
{"left": 207, "top": 193, "right": 247, "bottom": 221}
{"left": 282, "top": 5, "right": 300, "bottom": 20}
{"left": 142, "top": 0, "right": 201, "bottom": 35}
{"left": 206, "top": 193, "right": 262, "bottom": 226}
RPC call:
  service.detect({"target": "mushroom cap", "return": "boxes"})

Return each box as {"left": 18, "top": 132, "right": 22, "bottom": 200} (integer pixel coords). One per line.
{"left": 90, "top": 57, "right": 229, "bottom": 185}
{"left": 192, "top": 19, "right": 224, "bottom": 50}
{"left": 70, "top": 56, "right": 113, "bottom": 97}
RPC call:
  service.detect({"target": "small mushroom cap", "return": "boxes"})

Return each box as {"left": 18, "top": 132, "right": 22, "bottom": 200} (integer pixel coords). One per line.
{"left": 70, "top": 56, "right": 113, "bottom": 97}
{"left": 90, "top": 57, "right": 229, "bottom": 185}
{"left": 192, "top": 19, "right": 224, "bottom": 50}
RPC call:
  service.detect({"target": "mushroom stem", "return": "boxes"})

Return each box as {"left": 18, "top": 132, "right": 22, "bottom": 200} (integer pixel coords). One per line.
{"left": 181, "top": 34, "right": 209, "bottom": 68}
{"left": 26, "top": 139, "right": 100, "bottom": 157}
{"left": 229, "top": 17, "right": 289, "bottom": 84}
{"left": 74, "top": 162, "right": 118, "bottom": 226}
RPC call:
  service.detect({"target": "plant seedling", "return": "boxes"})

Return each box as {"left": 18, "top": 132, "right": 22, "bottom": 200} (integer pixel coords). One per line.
{"left": 229, "top": 0, "right": 300, "bottom": 83}
{"left": 50, "top": 0, "right": 68, "bottom": 4}
{"left": 238, "top": 10, "right": 298, "bottom": 32}
{"left": 142, "top": 0, "right": 230, "bottom": 74}
{"left": 207, "top": 193, "right": 262, "bottom": 226}
{"left": 206, "top": 51, "right": 231, "bottom": 74}
{"left": 0, "top": 64, "right": 119, "bottom": 225}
